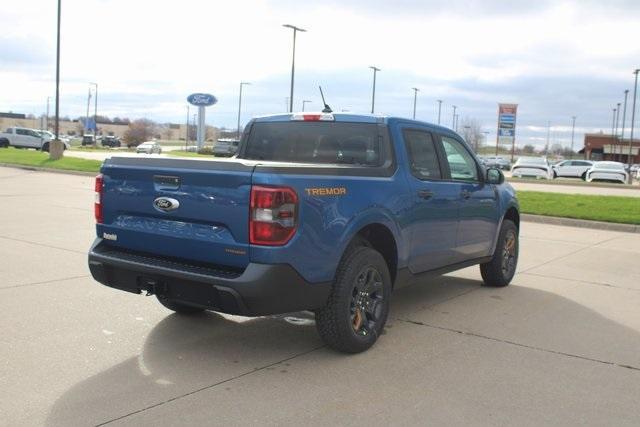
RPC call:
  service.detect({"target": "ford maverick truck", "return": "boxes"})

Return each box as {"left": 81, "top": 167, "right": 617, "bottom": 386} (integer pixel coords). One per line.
{"left": 88, "top": 112, "right": 520, "bottom": 353}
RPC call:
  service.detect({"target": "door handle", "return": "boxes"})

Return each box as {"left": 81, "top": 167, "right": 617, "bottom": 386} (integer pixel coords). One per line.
{"left": 417, "top": 190, "right": 434, "bottom": 200}
{"left": 461, "top": 189, "right": 471, "bottom": 199}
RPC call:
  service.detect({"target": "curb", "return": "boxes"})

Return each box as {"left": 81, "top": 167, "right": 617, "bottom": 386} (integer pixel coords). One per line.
{"left": 508, "top": 177, "right": 640, "bottom": 191}
{"left": 521, "top": 213, "right": 640, "bottom": 234}
{"left": 0, "top": 163, "right": 98, "bottom": 177}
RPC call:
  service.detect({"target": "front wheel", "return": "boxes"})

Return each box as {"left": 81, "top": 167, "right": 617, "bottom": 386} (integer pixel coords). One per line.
{"left": 480, "top": 219, "right": 518, "bottom": 287}
{"left": 315, "top": 245, "right": 391, "bottom": 353}
{"left": 156, "top": 296, "right": 205, "bottom": 314}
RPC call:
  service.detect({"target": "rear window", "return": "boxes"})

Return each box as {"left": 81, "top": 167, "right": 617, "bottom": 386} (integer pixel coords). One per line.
{"left": 243, "top": 122, "right": 382, "bottom": 166}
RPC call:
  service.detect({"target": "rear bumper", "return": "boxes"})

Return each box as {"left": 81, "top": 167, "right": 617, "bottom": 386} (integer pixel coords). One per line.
{"left": 88, "top": 239, "right": 331, "bottom": 316}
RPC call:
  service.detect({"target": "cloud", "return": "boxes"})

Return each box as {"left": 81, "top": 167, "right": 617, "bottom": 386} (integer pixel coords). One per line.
{"left": 0, "top": 0, "right": 638, "bottom": 150}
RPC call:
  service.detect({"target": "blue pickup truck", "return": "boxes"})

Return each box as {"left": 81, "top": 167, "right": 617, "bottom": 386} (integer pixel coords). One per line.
{"left": 88, "top": 112, "right": 519, "bottom": 353}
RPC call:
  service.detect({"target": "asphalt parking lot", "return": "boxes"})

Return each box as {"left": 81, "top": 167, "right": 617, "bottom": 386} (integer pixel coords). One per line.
{"left": 1, "top": 166, "right": 639, "bottom": 426}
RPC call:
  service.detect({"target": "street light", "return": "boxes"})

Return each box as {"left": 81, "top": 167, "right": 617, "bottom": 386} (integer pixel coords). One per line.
{"left": 53, "top": 0, "right": 61, "bottom": 144}
{"left": 369, "top": 66, "right": 380, "bottom": 114}
{"left": 302, "top": 100, "right": 311, "bottom": 111}
{"left": 436, "top": 100, "right": 443, "bottom": 125}
{"left": 570, "top": 116, "right": 576, "bottom": 159}
{"left": 451, "top": 105, "right": 457, "bottom": 129}
{"left": 411, "top": 87, "right": 419, "bottom": 120}
{"left": 482, "top": 131, "right": 490, "bottom": 153}
{"left": 620, "top": 90, "right": 629, "bottom": 162}
{"left": 283, "top": 24, "right": 306, "bottom": 113}
{"left": 237, "top": 81, "right": 251, "bottom": 140}
{"left": 628, "top": 69, "right": 639, "bottom": 181}
{"left": 90, "top": 82, "right": 98, "bottom": 140}
{"left": 614, "top": 102, "right": 621, "bottom": 160}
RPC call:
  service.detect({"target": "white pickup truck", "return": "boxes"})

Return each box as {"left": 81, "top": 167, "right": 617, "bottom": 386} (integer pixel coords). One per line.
{"left": 0, "top": 127, "right": 70, "bottom": 151}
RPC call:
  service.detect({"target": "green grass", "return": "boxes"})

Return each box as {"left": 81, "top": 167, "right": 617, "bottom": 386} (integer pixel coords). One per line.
{"left": 0, "top": 147, "right": 102, "bottom": 173}
{"left": 518, "top": 191, "right": 640, "bottom": 225}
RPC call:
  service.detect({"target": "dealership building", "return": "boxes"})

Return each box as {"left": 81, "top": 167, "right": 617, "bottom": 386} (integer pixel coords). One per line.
{"left": 581, "top": 133, "right": 640, "bottom": 164}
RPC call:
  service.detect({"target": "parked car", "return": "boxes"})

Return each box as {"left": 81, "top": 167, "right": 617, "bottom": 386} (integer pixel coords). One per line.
{"left": 135, "top": 141, "right": 162, "bottom": 154}
{"left": 511, "top": 156, "right": 552, "bottom": 179}
{"left": 552, "top": 159, "right": 594, "bottom": 179}
{"left": 0, "top": 127, "right": 69, "bottom": 151}
{"left": 36, "top": 130, "right": 71, "bottom": 144}
{"left": 88, "top": 112, "right": 520, "bottom": 353}
{"left": 101, "top": 136, "right": 121, "bottom": 148}
{"left": 213, "top": 138, "right": 240, "bottom": 157}
{"left": 483, "top": 156, "right": 511, "bottom": 170}
{"left": 81, "top": 134, "right": 96, "bottom": 146}
{"left": 585, "top": 161, "right": 629, "bottom": 184}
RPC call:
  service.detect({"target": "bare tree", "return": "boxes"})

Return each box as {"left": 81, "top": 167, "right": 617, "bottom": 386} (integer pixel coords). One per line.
{"left": 123, "top": 119, "right": 156, "bottom": 147}
{"left": 458, "top": 117, "right": 483, "bottom": 152}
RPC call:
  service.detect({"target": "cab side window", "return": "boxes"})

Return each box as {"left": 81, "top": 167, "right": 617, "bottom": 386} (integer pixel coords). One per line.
{"left": 16, "top": 128, "right": 28, "bottom": 136}
{"left": 403, "top": 129, "right": 441, "bottom": 180}
{"left": 440, "top": 136, "right": 479, "bottom": 181}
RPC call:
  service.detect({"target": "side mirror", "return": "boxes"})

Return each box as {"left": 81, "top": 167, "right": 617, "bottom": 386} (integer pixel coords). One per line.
{"left": 486, "top": 167, "right": 504, "bottom": 184}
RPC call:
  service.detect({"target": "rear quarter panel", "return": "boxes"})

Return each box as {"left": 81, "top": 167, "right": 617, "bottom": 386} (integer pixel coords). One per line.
{"left": 249, "top": 170, "right": 410, "bottom": 283}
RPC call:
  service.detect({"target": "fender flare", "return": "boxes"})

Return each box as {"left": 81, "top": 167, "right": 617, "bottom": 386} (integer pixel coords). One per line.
{"left": 334, "top": 207, "right": 406, "bottom": 269}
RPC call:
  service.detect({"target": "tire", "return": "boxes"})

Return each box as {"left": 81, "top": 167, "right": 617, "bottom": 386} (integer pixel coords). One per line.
{"left": 581, "top": 172, "right": 587, "bottom": 181}
{"left": 553, "top": 170, "right": 558, "bottom": 179}
{"left": 480, "top": 219, "right": 518, "bottom": 287}
{"left": 315, "top": 245, "right": 391, "bottom": 353}
{"left": 42, "top": 142, "right": 50, "bottom": 152}
{"left": 156, "top": 296, "right": 205, "bottom": 314}
{"left": 0, "top": 139, "right": 9, "bottom": 148}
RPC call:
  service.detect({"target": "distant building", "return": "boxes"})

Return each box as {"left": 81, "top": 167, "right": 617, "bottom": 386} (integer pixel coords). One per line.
{"left": 581, "top": 133, "right": 640, "bottom": 164}
{"left": 0, "top": 113, "right": 214, "bottom": 142}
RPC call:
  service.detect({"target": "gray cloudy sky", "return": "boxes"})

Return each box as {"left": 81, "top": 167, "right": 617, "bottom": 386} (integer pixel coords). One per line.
{"left": 1, "top": 0, "right": 639, "bottom": 148}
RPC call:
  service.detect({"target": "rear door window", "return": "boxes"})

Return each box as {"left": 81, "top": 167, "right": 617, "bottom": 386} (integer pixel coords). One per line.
{"left": 403, "top": 129, "right": 441, "bottom": 180}
{"left": 243, "top": 122, "right": 382, "bottom": 166}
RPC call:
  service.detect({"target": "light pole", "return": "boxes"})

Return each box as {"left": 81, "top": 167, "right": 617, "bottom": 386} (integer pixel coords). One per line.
{"left": 545, "top": 121, "right": 551, "bottom": 155}
{"left": 570, "top": 116, "right": 576, "bottom": 158}
{"left": 482, "top": 131, "right": 490, "bottom": 153}
{"left": 451, "top": 105, "right": 457, "bottom": 129}
{"left": 302, "top": 100, "right": 311, "bottom": 111}
{"left": 85, "top": 87, "right": 91, "bottom": 134}
{"left": 455, "top": 114, "right": 459, "bottom": 132}
{"left": 369, "top": 66, "right": 380, "bottom": 114}
{"left": 283, "top": 24, "right": 306, "bottom": 113}
{"left": 614, "top": 102, "right": 621, "bottom": 160}
{"left": 437, "top": 99, "right": 442, "bottom": 125}
{"left": 620, "top": 90, "right": 629, "bottom": 162}
{"left": 90, "top": 82, "right": 98, "bottom": 140}
{"left": 185, "top": 105, "right": 189, "bottom": 150}
{"left": 411, "top": 87, "right": 419, "bottom": 119}
{"left": 629, "top": 69, "right": 639, "bottom": 181}
{"left": 237, "top": 81, "right": 250, "bottom": 140}
{"left": 46, "top": 97, "right": 50, "bottom": 131}
{"left": 53, "top": 0, "right": 61, "bottom": 144}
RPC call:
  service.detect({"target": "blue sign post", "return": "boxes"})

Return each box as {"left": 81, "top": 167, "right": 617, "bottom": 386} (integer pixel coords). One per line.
{"left": 187, "top": 93, "right": 218, "bottom": 149}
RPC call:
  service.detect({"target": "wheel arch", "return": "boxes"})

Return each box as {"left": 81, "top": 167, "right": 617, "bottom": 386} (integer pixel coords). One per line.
{"left": 341, "top": 221, "right": 399, "bottom": 287}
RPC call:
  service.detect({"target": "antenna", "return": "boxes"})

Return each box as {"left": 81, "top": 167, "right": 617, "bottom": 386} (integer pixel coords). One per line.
{"left": 319, "top": 86, "right": 333, "bottom": 113}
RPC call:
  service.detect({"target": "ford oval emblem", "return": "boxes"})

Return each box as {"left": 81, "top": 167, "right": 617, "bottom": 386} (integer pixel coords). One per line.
{"left": 187, "top": 93, "right": 218, "bottom": 107}
{"left": 153, "top": 197, "right": 180, "bottom": 212}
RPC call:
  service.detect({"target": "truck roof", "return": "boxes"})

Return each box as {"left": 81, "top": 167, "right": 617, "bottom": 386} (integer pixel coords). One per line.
{"left": 252, "top": 112, "right": 458, "bottom": 136}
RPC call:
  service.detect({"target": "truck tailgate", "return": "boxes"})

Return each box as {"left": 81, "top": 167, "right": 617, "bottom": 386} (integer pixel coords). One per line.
{"left": 98, "top": 157, "right": 254, "bottom": 269}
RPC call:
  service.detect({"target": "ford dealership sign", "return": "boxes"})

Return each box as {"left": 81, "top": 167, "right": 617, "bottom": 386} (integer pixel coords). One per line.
{"left": 187, "top": 93, "right": 218, "bottom": 107}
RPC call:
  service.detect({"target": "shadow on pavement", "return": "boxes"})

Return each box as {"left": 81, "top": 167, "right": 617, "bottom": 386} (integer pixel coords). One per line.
{"left": 46, "top": 276, "right": 640, "bottom": 426}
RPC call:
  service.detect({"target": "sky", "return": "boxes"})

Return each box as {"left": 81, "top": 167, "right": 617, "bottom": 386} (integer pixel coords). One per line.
{"left": 1, "top": 0, "right": 639, "bottom": 149}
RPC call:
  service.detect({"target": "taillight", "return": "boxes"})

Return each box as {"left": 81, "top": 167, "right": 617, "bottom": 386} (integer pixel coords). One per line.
{"left": 94, "top": 174, "right": 104, "bottom": 224}
{"left": 250, "top": 185, "right": 298, "bottom": 246}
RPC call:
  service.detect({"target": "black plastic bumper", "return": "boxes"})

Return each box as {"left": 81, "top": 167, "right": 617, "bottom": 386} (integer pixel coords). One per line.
{"left": 88, "top": 239, "right": 331, "bottom": 316}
